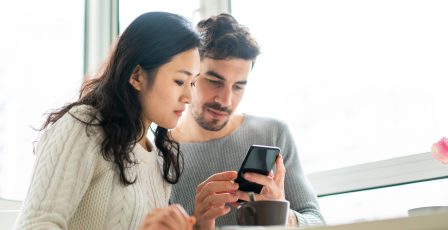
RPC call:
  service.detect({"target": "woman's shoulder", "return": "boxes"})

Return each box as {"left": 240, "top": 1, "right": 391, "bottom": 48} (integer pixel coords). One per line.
{"left": 67, "top": 104, "right": 101, "bottom": 123}
{"left": 43, "top": 104, "right": 102, "bottom": 139}
{"left": 53, "top": 104, "right": 100, "bottom": 127}
{"left": 35, "top": 104, "right": 104, "bottom": 159}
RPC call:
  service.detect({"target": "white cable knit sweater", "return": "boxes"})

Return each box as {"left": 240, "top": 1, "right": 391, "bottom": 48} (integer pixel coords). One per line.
{"left": 15, "top": 105, "right": 171, "bottom": 230}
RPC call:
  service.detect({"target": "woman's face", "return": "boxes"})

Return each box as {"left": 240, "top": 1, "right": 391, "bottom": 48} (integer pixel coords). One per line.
{"left": 129, "top": 48, "right": 200, "bottom": 129}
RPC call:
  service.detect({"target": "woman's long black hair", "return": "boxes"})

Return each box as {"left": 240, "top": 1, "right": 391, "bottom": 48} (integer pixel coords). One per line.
{"left": 40, "top": 12, "right": 201, "bottom": 185}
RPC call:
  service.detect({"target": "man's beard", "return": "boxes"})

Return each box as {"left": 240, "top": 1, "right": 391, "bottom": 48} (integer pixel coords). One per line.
{"left": 192, "top": 102, "right": 232, "bottom": 131}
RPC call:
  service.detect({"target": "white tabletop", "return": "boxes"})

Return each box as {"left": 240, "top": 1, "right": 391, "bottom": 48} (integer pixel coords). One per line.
{"left": 217, "top": 212, "right": 448, "bottom": 230}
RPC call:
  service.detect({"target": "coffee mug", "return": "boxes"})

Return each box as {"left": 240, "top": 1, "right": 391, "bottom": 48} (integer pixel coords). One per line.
{"left": 236, "top": 200, "right": 289, "bottom": 226}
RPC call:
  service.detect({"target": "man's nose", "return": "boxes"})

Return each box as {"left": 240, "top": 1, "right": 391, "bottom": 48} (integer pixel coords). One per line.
{"left": 214, "top": 86, "right": 232, "bottom": 107}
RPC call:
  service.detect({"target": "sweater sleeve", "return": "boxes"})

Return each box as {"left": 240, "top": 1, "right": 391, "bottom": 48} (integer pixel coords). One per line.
{"left": 15, "top": 111, "right": 101, "bottom": 230}
{"left": 276, "top": 121, "right": 326, "bottom": 226}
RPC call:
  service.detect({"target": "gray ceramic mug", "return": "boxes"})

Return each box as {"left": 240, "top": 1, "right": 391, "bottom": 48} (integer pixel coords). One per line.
{"left": 236, "top": 200, "right": 290, "bottom": 226}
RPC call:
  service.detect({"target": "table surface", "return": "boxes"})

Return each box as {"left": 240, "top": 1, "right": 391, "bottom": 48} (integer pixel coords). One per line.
{"left": 217, "top": 212, "right": 448, "bottom": 230}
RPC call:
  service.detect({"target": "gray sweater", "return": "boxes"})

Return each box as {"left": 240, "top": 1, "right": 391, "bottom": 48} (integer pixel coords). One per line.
{"left": 170, "top": 114, "right": 325, "bottom": 227}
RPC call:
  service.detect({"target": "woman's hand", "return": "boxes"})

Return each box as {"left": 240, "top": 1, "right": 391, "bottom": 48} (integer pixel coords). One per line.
{"left": 139, "top": 204, "right": 196, "bottom": 230}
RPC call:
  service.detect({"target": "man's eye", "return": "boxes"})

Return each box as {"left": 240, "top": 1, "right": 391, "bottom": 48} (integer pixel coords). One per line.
{"left": 207, "top": 79, "right": 222, "bottom": 86}
{"left": 175, "top": 80, "right": 184, "bottom": 86}
{"left": 233, "top": 85, "right": 244, "bottom": 90}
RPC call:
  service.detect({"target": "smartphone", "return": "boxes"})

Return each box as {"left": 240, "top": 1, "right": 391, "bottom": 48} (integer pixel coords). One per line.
{"left": 234, "top": 144, "right": 281, "bottom": 195}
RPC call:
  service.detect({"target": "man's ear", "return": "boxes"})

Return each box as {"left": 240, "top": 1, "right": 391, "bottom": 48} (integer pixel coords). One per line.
{"left": 129, "top": 65, "right": 145, "bottom": 91}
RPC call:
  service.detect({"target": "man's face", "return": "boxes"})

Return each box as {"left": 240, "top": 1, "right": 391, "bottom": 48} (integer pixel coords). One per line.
{"left": 190, "top": 58, "right": 252, "bottom": 131}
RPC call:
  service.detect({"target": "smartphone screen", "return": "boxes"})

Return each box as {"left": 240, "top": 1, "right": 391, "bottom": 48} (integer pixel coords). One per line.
{"left": 235, "top": 145, "right": 281, "bottom": 194}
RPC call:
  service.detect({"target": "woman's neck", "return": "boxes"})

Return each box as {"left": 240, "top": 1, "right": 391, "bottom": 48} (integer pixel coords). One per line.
{"left": 138, "top": 121, "right": 152, "bottom": 151}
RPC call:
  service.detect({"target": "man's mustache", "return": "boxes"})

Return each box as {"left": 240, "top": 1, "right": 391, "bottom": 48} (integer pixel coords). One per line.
{"left": 204, "top": 103, "right": 232, "bottom": 114}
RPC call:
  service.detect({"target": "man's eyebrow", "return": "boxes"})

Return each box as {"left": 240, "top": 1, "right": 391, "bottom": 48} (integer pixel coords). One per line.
{"left": 206, "top": 70, "right": 225, "bottom": 80}
{"left": 206, "top": 70, "right": 247, "bottom": 85}
{"left": 236, "top": 80, "right": 247, "bottom": 85}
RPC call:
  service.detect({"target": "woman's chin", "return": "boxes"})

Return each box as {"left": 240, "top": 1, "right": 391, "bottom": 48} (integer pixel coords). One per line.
{"left": 155, "top": 120, "right": 178, "bottom": 130}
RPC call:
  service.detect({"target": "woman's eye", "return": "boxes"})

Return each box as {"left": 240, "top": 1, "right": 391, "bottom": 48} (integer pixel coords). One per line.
{"left": 175, "top": 80, "right": 184, "bottom": 86}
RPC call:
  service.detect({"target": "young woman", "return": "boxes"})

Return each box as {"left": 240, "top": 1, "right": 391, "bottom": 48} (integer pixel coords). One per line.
{"left": 15, "top": 12, "right": 200, "bottom": 230}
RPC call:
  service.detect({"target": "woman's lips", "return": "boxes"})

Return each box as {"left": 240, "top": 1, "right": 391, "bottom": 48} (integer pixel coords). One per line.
{"left": 174, "top": 110, "right": 184, "bottom": 117}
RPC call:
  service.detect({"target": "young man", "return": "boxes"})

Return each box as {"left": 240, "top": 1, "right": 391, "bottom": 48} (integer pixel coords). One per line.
{"left": 170, "top": 14, "right": 325, "bottom": 229}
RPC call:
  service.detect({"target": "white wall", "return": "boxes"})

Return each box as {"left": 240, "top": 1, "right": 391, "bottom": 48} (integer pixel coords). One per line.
{"left": 0, "top": 198, "right": 21, "bottom": 230}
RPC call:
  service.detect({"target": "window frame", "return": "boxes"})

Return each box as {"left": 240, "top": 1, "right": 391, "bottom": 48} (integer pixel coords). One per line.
{"left": 308, "top": 152, "right": 448, "bottom": 197}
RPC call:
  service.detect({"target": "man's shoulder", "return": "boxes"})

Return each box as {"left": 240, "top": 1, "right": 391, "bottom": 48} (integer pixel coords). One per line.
{"left": 243, "top": 114, "right": 287, "bottom": 129}
{"left": 241, "top": 114, "right": 291, "bottom": 139}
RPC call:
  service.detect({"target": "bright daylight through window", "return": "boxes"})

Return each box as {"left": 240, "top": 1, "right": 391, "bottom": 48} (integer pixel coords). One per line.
{"left": 232, "top": 0, "right": 448, "bottom": 173}
{"left": 232, "top": 0, "right": 448, "bottom": 223}
{"left": 0, "top": 0, "right": 84, "bottom": 200}
{"left": 119, "top": 0, "right": 200, "bottom": 32}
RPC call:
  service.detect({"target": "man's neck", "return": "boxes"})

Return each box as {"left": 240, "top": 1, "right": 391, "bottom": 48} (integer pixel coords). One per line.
{"left": 172, "top": 111, "right": 243, "bottom": 143}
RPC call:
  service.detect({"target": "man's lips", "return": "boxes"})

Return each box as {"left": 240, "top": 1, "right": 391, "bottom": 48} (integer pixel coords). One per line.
{"left": 207, "top": 108, "right": 228, "bottom": 117}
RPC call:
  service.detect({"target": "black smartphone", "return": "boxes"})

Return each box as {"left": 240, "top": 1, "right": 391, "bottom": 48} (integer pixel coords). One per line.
{"left": 234, "top": 144, "right": 281, "bottom": 195}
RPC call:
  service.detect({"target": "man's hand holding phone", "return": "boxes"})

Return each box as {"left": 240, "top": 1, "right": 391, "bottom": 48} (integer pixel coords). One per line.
{"left": 192, "top": 145, "right": 287, "bottom": 230}
{"left": 237, "top": 154, "right": 286, "bottom": 202}
{"left": 193, "top": 171, "right": 240, "bottom": 230}
{"left": 234, "top": 145, "right": 286, "bottom": 202}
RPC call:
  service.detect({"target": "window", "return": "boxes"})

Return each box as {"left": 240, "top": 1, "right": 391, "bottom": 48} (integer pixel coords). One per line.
{"left": 119, "top": 0, "right": 200, "bottom": 33}
{"left": 0, "top": 0, "right": 84, "bottom": 200}
{"left": 318, "top": 178, "right": 448, "bottom": 224}
{"left": 231, "top": 0, "right": 448, "bottom": 173}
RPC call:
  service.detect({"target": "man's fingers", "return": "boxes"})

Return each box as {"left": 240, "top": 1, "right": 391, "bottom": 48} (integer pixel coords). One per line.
{"left": 229, "top": 202, "right": 241, "bottom": 209}
{"left": 236, "top": 191, "right": 261, "bottom": 202}
{"left": 197, "top": 192, "right": 239, "bottom": 214}
{"left": 274, "top": 154, "right": 286, "bottom": 185}
{"left": 196, "top": 171, "right": 238, "bottom": 193}
{"left": 204, "top": 192, "right": 239, "bottom": 207}
{"left": 201, "top": 206, "right": 231, "bottom": 221}
{"left": 243, "top": 172, "right": 275, "bottom": 187}
{"left": 236, "top": 191, "right": 249, "bottom": 202}
{"left": 196, "top": 180, "right": 239, "bottom": 202}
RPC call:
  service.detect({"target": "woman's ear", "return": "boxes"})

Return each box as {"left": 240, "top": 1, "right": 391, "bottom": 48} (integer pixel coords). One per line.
{"left": 129, "top": 65, "right": 145, "bottom": 91}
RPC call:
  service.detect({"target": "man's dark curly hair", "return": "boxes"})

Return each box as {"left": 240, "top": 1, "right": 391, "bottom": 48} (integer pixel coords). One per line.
{"left": 197, "top": 13, "right": 260, "bottom": 64}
